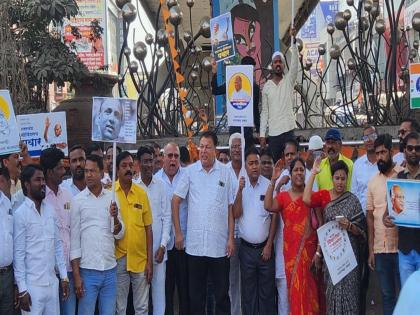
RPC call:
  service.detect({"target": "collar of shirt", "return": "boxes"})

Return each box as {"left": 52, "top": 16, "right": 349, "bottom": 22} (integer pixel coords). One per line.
{"left": 359, "top": 154, "right": 376, "bottom": 166}
{"left": 45, "top": 184, "right": 63, "bottom": 198}
{"left": 82, "top": 186, "right": 107, "bottom": 198}
{"left": 156, "top": 168, "right": 183, "bottom": 185}
{"left": 245, "top": 175, "right": 263, "bottom": 189}
{"left": 321, "top": 153, "right": 347, "bottom": 167}
{"left": 115, "top": 180, "right": 136, "bottom": 194}
{"left": 402, "top": 166, "right": 420, "bottom": 179}
{"left": 198, "top": 159, "right": 221, "bottom": 174}
{"left": 136, "top": 176, "right": 157, "bottom": 187}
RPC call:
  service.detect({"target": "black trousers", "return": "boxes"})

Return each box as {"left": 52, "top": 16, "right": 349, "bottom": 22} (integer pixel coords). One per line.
{"left": 188, "top": 255, "right": 230, "bottom": 315}
{"left": 165, "top": 248, "right": 189, "bottom": 315}
{"left": 268, "top": 130, "right": 295, "bottom": 163}
{"left": 238, "top": 241, "right": 276, "bottom": 315}
{"left": 0, "top": 267, "right": 14, "bottom": 315}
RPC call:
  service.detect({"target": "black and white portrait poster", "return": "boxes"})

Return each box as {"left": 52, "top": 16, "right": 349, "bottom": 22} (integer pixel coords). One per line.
{"left": 92, "top": 97, "right": 137, "bottom": 144}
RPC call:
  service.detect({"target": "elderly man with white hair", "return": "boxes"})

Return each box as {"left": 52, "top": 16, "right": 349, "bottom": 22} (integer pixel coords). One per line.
{"left": 259, "top": 28, "right": 298, "bottom": 162}
{"left": 225, "top": 132, "right": 246, "bottom": 315}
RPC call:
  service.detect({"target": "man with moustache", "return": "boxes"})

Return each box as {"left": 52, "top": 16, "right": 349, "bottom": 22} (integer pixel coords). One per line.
{"left": 70, "top": 155, "right": 124, "bottom": 315}
{"left": 115, "top": 151, "right": 153, "bottom": 315}
{"left": 260, "top": 149, "right": 274, "bottom": 180}
{"left": 350, "top": 126, "right": 378, "bottom": 314}
{"left": 226, "top": 133, "right": 244, "bottom": 315}
{"left": 14, "top": 164, "right": 69, "bottom": 314}
{"left": 393, "top": 119, "right": 420, "bottom": 166}
{"left": 155, "top": 143, "right": 189, "bottom": 315}
{"left": 383, "top": 132, "right": 420, "bottom": 286}
{"left": 366, "top": 134, "right": 403, "bottom": 315}
{"left": 316, "top": 128, "right": 353, "bottom": 190}
{"left": 40, "top": 148, "right": 74, "bottom": 315}
{"left": 61, "top": 145, "right": 86, "bottom": 196}
{"left": 259, "top": 28, "right": 298, "bottom": 162}
{"left": 172, "top": 131, "right": 235, "bottom": 315}
{"left": 233, "top": 147, "right": 277, "bottom": 315}
{"left": 134, "top": 147, "right": 171, "bottom": 315}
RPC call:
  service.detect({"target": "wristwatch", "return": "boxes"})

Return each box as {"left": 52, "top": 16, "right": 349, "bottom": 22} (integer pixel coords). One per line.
{"left": 160, "top": 245, "right": 166, "bottom": 251}
{"left": 61, "top": 277, "right": 70, "bottom": 283}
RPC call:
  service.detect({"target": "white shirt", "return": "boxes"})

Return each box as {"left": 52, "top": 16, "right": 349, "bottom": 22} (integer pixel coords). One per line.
{"left": 155, "top": 168, "right": 188, "bottom": 250}
{"left": 351, "top": 154, "right": 378, "bottom": 215}
{"left": 393, "top": 152, "right": 405, "bottom": 166}
{"left": 101, "top": 173, "right": 112, "bottom": 187}
{"left": 227, "top": 162, "right": 245, "bottom": 238}
{"left": 70, "top": 187, "right": 125, "bottom": 271}
{"left": 0, "top": 192, "right": 13, "bottom": 267}
{"left": 237, "top": 176, "right": 272, "bottom": 244}
{"left": 61, "top": 177, "right": 82, "bottom": 197}
{"left": 14, "top": 197, "right": 67, "bottom": 293}
{"left": 134, "top": 176, "right": 171, "bottom": 263}
{"left": 230, "top": 89, "right": 251, "bottom": 109}
{"left": 11, "top": 189, "right": 25, "bottom": 212}
{"left": 174, "top": 160, "right": 235, "bottom": 258}
{"left": 44, "top": 185, "right": 73, "bottom": 271}
{"left": 260, "top": 44, "right": 299, "bottom": 137}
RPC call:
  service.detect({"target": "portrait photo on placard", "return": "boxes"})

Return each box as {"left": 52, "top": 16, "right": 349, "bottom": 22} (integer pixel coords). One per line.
{"left": 92, "top": 97, "right": 137, "bottom": 144}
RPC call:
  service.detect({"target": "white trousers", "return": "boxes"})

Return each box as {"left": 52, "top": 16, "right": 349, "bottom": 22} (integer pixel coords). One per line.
{"left": 151, "top": 261, "right": 166, "bottom": 315}
{"left": 22, "top": 279, "right": 59, "bottom": 315}
{"left": 116, "top": 256, "right": 150, "bottom": 315}
{"left": 229, "top": 237, "right": 241, "bottom": 315}
{"left": 276, "top": 277, "right": 289, "bottom": 315}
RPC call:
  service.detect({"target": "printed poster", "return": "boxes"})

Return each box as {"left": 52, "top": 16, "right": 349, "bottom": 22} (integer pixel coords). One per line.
{"left": 0, "top": 90, "right": 20, "bottom": 155}
{"left": 387, "top": 179, "right": 420, "bottom": 228}
{"left": 409, "top": 63, "right": 420, "bottom": 109}
{"left": 225, "top": 65, "right": 254, "bottom": 127}
{"left": 317, "top": 220, "right": 358, "bottom": 285}
{"left": 210, "top": 12, "right": 236, "bottom": 62}
{"left": 92, "top": 97, "right": 137, "bottom": 143}
{"left": 17, "top": 112, "right": 68, "bottom": 157}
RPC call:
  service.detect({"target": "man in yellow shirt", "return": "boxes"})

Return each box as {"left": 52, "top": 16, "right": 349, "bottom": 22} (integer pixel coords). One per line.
{"left": 114, "top": 151, "right": 153, "bottom": 315}
{"left": 316, "top": 128, "right": 353, "bottom": 190}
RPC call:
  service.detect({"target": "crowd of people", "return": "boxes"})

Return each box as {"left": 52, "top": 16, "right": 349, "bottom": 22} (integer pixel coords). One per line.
{"left": 0, "top": 117, "right": 419, "bottom": 315}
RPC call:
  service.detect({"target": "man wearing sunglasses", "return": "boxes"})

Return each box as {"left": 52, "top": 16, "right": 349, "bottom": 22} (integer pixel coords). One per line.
{"left": 155, "top": 143, "right": 189, "bottom": 315}
{"left": 384, "top": 132, "right": 420, "bottom": 287}
{"left": 393, "top": 119, "right": 420, "bottom": 166}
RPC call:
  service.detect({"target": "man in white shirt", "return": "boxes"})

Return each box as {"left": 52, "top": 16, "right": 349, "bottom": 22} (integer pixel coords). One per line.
{"left": 172, "top": 131, "right": 235, "bottom": 315}
{"left": 155, "top": 143, "right": 189, "bottom": 315}
{"left": 394, "top": 119, "right": 420, "bottom": 166}
{"left": 233, "top": 147, "right": 277, "bottom": 314}
{"left": 351, "top": 126, "right": 378, "bottom": 215}
{"left": 70, "top": 155, "right": 125, "bottom": 315}
{"left": 259, "top": 28, "right": 298, "bottom": 162}
{"left": 40, "top": 148, "right": 75, "bottom": 315}
{"left": 61, "top": 145, "right": 86, "bottom": 196}
{"left": 230, "top": 76, "right": 251, "bottom": 110}
{"left": 226, "top": 133, "right": 244, "bottom": 315}
{"left": 0, "top": 174, "right": 15, "bottom": 314}
{"left": 134, "top": 146, "right": 171, "bottom": 315}
{"left": 14, "top": 164, "right": 69, "bottom": 314}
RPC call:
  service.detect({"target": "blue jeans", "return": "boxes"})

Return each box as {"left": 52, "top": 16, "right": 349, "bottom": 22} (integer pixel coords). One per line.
{"left": 375, "top": 253, "right": 400, "bottom": 315}
{"left": 59, "top": 272, "right": 76, "bottom": 315}
{"left": 399, "top": 250, "right": 420, "bottom": 287}
{"left": 78, "top": 267, "right": 117, "bottom": 315}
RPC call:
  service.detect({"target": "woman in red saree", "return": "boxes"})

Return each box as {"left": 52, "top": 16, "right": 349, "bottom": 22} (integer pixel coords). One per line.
{"left": 265, "top": 157, "right": 320, "bottom": 315}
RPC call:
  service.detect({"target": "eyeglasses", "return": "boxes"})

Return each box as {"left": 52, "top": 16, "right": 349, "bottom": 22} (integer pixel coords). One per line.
{"left": 166, "top": 153, "right": 179, "bottom": 159}
{"left": 361, "top": 133, "right": 377, "bottom": 142}
{"left": 405, "top": 145, "right": 420, "bottom": 153}
{"left": 398, "top": 129, "right": 409, "bottom": 136}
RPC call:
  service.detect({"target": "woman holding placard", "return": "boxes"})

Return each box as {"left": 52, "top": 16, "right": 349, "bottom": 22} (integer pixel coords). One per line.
{"left": 303, "top": 158, "right": 367, "bottom": 315}
{"left": 264, "top": 157, "right": 320, "bottom": 315}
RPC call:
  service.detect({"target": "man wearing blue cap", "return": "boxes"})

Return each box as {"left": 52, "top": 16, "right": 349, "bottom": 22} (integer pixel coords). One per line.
{"left": 316, "top": 128, "right": 353, "bottom": 190}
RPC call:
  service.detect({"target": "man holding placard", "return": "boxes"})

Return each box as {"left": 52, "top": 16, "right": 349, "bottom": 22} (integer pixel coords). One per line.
{"left": 383, "top": 132, "right": 420, "bottom": 287}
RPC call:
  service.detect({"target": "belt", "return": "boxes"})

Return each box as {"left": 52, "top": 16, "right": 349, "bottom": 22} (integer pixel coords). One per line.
{"left": 240, "top": 238, "right": 267, "bottom": 249}
{"left": 0, "top": 264, "right": 12, "bottom": 273}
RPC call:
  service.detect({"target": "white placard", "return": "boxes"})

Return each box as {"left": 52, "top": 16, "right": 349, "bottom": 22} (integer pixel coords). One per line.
{"left": 226, "top": 65, "right": 254, "bottom": 127}
{"left": 0, "top": 90, "right": 20, "bottom": 155}
{"left": 92, "top": 97, "right": 137, "bottom": 144}
{"left": 18, "top": 112, "right": 68, "bottom": 157}
{"left": 317, "top": 220, "right": 358, "bottom": 285}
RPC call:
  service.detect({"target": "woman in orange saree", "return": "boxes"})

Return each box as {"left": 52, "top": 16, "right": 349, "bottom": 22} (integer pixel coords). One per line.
{"left": 265, "top": 158, "right": 320, "bottom": 315}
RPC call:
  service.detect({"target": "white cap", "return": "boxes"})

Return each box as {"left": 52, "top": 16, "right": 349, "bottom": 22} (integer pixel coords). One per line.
{"left": 308, "top": 135, "right": 324, "bottom": 150}
{"left": 271, "top": 51, "right": 285, "bottom": 61}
